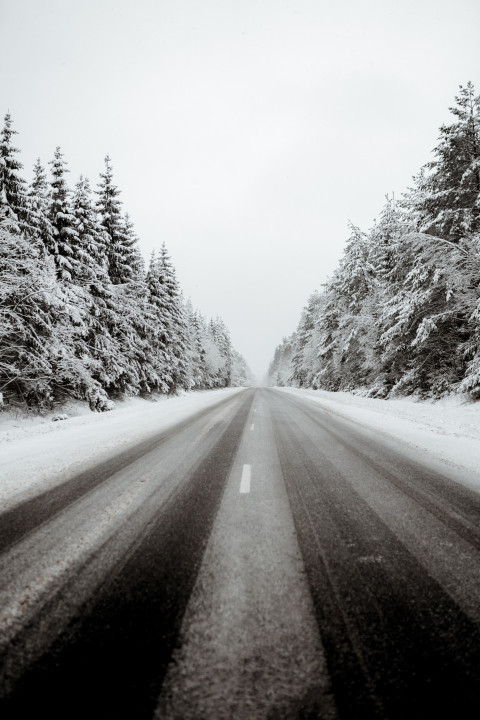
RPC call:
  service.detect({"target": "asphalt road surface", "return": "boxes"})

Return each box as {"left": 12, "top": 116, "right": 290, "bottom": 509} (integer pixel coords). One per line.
{"left": 1, "top": 388, "right": 480, "bottom": 719}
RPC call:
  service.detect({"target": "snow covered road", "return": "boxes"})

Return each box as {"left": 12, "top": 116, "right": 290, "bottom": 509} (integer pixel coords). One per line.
{"left": 277, "top": 386, "right": 480, "bottom": 486}
{"left": 1, "top": 387, "right": 480, "bottom": 718}
{"left": 0, "top": 388, "right": 245, "bottom": 509}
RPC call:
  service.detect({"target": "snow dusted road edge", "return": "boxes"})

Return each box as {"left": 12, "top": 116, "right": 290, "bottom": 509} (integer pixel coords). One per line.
{"left": 277, "top": 387, "right": 480, "bottom": 491}
{"left": 0, "top": 388, "right": 246, "bottom": 508}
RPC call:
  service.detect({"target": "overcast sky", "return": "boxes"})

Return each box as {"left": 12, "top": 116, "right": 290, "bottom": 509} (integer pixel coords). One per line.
{"left": 1, "top": 0, "right": 479, "bottom": 379}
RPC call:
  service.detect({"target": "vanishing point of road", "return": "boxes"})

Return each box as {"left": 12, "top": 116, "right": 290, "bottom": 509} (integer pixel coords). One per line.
{"left": 1, "top": 388, "right": 480, "bottom": 719}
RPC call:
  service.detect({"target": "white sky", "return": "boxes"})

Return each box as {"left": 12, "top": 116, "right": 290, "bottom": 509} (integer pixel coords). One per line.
{"left": 1, "top": 0, "right": 479, "bottom": 379}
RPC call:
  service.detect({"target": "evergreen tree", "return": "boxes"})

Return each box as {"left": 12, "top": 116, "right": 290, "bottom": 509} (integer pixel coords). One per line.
{"left": 48, "top": 147, "right": 79, "bottom": 281}
{"left": 203, "top": 325, "right": 227, "bottom": 387}
{"left": 71, "top": 175, "right": 107, "bottom": 276}
{"left": 122, "top": 212, "right": 144, "bottom": 279}
{"left": 0, "top": 113, "right": 29, "bottom": 231}
{"left": 269, "top": 335, "right": 297, "bottom": 386}
{"left": 458, "top": 233, "right": 480, "bottom": 398}
{"left": 370, "top": 195, "right": 413, "bottom": 280}
{"left": 0, "top": 114, "right": 250, "bottom": 409}
{"left": 291, "top": 292, "right": 325, "bottom": 388}
{"left": 230, "top": 350, "right": 250, "bottom": 386}
{"left": 408, "top": 82, "right": 480, "bottom": 242}
{"left": 274, "top": 86, "right": 480, "bottom": 399}
{"left": 96, "top": 156, "right": 134, "bottom": 284}
{"left": 156, "top": 244, "right": 188, "bottom": 391}
{"left": 0, "top": 207, "right": 111, "bottom": 410}
{"left": 145, "top": 250, "right": 171, "bottom": 391}
{"left": 70, "top": 174, "right": 126, "bottom": 407}
{"left": 183, "top": 299, "right": 206, "bottom": 389}
{"left": 209, "top": 317, "right": 233, "bottom": 386}
{"left": 0, "top": 208, "right": 52, "bottom": 405}
{"left": 293, "top": 224, "right": 374, "bottom": 393}
{"left": 377, "top": 231, "right": 477, "bottom": 396}
{"left": 28, "top": 158, "right": 55, "bottom": 255}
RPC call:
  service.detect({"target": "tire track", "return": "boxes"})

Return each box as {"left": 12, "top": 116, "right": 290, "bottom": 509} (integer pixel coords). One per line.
{"left": 275, "top": 390, "right": 480, "bottom": 550}
{"left": 0, "top": 391, "right": 253, "bottom": 719}
{"left": 270, "top": 390, "right": 480, "bottom": 720}
{"left": 0, "top": 392, "right": 243, "bottom": 553}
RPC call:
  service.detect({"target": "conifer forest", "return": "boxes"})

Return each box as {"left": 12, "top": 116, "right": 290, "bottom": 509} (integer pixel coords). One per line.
{"left": 269, "top": 83, "right": 480, "bottom": 400}
{"left": 0, "top": 119, "right": 251, "bottom": 411}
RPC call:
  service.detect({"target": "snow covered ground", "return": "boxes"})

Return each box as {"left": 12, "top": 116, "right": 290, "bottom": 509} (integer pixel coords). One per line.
{"left": 0, "top": 389, "right": 245, "bottom": 509}
{"left": 278, "top": 387, "right": 480, "bottom": 491}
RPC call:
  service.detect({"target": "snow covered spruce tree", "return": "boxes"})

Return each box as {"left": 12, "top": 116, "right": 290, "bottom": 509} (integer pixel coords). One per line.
{"left": 0, "top": 124, "right": 54, "bottom": 407}
{"left": 155, "top": 243, "right": 188, "bottom": 391}
{"left": 122, "top": 212, "right": 144, "bottom": 279}
{"left": 231, "top": 350, "right": 250, "bottom": 385}
{"left": 183, "top": 300, "right": 208, "bottom": 389}
{"left": 40, "top": 150, "right": 114, "bottom": 408}
{"left": 0, "top": 207, "right": 88, "bottom": 409}
{"left": 145, "top": 246, "right": 187, "bottom": 393}
{"left": 272, "top": 83, "right": 480, "bottom": 399}
{"left": 319, "top": 224, "right": 375, "bottom": 390}
{"left": 28, "top": 159, "right": 55, "bottom": 256}
{"left": 0, "top": 211, "right": 51, "bottom": 406}
{"left": 0, "top": 130, "right": 64, "bottom": 409}
{"left": 285, "top": 222, "right": 377, "bottom": 393}
{"left": 408, "top": 82, "right": 480, "bottom": 242}
{"left": 68, "top": 175, "right": 122, "bottom": 409}
{"left": 268, "top": 334, "right": 297, "bottom": 386}
{"left": 0, "top": 118, "right": 249, "bottom": 411}
{"left": 96, "top": 156, "right": 141, "bottom": 285}
{"left": 207, "top": 317, "right": 251, "bottom": 387}
{"left": 207, "top": 318, "right": 233, "bottom": 387}
{"left": 376, "top": 231, "right": 477, "bottom": 396}
{"left": 289, "top": 292, "right": 325, "bottom": 388}
{"left": 358, "top": 197, "right": 415, "bottom": 396}
{"left": 0, "top": 113, "right": 30, "bottom": 232}
{"left": 380, "top": 85, "right": 480, "bottom": 397}
{"left": 71, "top": 176, "right": 108, "bottom": 276}
{"left": 94, "top": 156, "right": 153, "bottom": 396}
{"left": 458, "top": 235, "right": 480, "bottom": 398}
{"left": 48, "top": 147, "right": 81, "bottom": 281}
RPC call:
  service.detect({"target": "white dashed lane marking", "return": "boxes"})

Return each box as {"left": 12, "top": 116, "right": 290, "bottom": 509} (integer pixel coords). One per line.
{"left": 239, "top": 464, "right": 251, "bottom": 494}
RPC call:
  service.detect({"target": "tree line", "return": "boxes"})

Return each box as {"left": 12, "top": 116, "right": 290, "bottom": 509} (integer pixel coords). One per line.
{"left": 0, "top": 116, "right": 251, "bottom": 411}
{"left": 269, "top": 83, "right": 480, "bottom": 399}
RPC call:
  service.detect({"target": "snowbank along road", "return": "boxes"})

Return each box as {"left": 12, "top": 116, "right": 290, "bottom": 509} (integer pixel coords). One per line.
{"left": 1, "top": 387, "right": 480, "bottom": 719}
